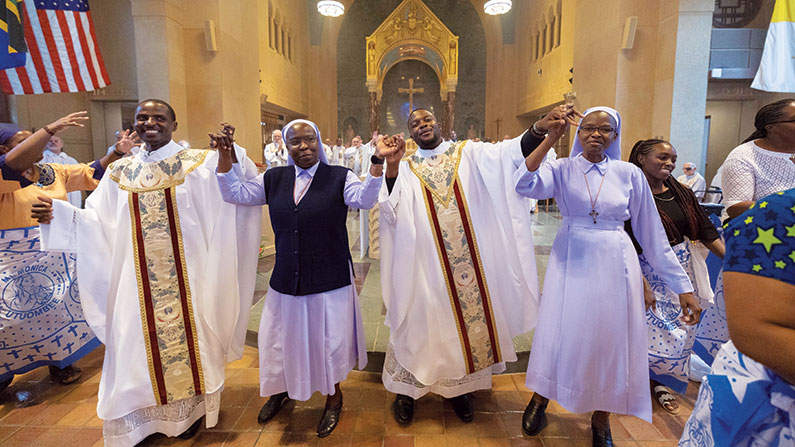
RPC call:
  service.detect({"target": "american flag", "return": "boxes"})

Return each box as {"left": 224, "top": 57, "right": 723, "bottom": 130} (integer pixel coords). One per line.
{"left": 0, "top": 0, "right": 109, "bottom": 95}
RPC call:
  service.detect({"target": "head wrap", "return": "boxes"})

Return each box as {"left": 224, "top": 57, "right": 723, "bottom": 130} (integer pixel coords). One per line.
{"left": 282, "top": 119, "right": 328, "bottom": 166}
{"left": 570, "top": 106, "right": 622, "bottom": 161}
{"left": 0, "top": 123, "right": 20, "bottom": 146}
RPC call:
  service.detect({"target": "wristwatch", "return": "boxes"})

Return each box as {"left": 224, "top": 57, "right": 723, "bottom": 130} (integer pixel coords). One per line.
{"left": 370, "top": 154, "right": 385, "bottom": 165}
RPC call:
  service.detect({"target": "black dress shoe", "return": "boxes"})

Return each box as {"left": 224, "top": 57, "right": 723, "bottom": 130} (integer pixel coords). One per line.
{"left": 592, "top": 425, "right": 614, "bottom": 447}
{"left": 178, "top": 416, "right": 203, "bottom": 439}
{"left": 522, "top": 398, "right": 548, "bottom": 436}
{"left": 316, "top": 400, "right": 343, "bottom": 438}
{"left": 393, "top": 394, "right": 414, "bottom": 425}
{"left": 257, "top": 392, "right": 290, "bottom": 424}
{"left": 450, "top": 393, "right": 474, "bottom": 423}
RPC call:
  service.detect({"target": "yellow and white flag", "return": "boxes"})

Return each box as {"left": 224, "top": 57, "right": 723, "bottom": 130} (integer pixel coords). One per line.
{"left": 751, "top": 0, "right": 795, "bottom": 92}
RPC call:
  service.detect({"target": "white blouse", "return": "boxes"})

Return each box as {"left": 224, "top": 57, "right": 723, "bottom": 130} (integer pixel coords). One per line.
{"left": 721, "top": 140, "right": 795, "bottom": 210}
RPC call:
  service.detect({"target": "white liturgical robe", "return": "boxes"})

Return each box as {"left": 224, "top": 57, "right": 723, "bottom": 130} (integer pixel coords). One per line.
{"left": 378, "top": 136, "right": 539, "bottom": 398}
{"left": 40, "top": 140, "right": 261, "bottom": 446}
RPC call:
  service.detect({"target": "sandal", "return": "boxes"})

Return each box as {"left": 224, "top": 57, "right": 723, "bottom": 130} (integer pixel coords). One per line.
{"left": 49, "top": 365, "right": 82, "bottom": 385}
{"left": 652, "top": 384, "right": 680, "bottom": 415}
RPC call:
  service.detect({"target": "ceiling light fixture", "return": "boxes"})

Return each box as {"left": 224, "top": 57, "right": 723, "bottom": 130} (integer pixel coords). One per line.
{"left": 484, "top": 0, "right": 512, "bottom": 15}
{"left": 317, "top": 1, "right": 345, "bottom": 17}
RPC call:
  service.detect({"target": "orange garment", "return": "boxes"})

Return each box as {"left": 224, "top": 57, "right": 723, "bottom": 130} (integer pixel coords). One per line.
{"left": 0, "top": 163, "right": 99, "bottom": 230}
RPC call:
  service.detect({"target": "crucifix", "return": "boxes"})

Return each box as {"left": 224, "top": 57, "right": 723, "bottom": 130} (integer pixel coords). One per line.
{"left": 398, "top": 78, "right": 424, "bottom": 112}
{"left": 493, "top": 117, "right": 503, "bottom": 137}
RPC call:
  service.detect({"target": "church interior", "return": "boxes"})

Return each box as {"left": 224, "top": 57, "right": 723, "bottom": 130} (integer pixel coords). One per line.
{"left": 0, "top": 0, "right": 793, "bottom": 446}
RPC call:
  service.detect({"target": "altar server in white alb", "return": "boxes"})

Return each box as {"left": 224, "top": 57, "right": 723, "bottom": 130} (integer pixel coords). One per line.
{"left": 379, "top": 107, "right": 558, "bottom": 425}
{"left": 216, "top": 119, "right": 401, "bottom": 438}
{"left": 34, "top": 99, "right": 261, "bottom": 446}
{"left": 514, "top": 106, "right": 697, "bottom": 447}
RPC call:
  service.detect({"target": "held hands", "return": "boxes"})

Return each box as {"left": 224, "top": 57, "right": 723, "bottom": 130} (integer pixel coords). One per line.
{"left": 678, "top": 292, "right": 701, "bottom": 325}
{"left": 374, "top": 134, "right": 405, "bottom": 164}
{"left": 31, "top": 196, "right": 54, "bottom": 224}
{"left": 534, "top": 105, "right": 583, "bottom": 142}
{"left": 48, "top": 111, "right": 89, "bottom": 133}
{"left": 209, "top": 122, "right": 238, "bottom": 172}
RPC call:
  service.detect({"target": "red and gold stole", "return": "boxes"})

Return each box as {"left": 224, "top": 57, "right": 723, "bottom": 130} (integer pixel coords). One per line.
{"left": 407, "top": 141, "right": 502, "bottom": 374}
{"left": 109, "top": 149, "right": 208, "bottom": 405}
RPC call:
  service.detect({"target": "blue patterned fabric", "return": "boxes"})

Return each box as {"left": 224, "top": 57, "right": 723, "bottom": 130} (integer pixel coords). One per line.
{"left": 680, "top": 189, "right": 795, "bottom": 446}
{"left": 643, "top": 241, "right": 711, "bottom": 393}
{"left": 723, "top": 188, "right": 795, "bottom": 285}
{"left": 0, "top": 226, "right": 99, "bottom": 381}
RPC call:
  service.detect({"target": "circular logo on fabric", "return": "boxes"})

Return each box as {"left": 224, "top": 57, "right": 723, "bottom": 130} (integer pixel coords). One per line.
{"left": 648, "top": 299, "right": 682, "bottom": 330}
{"left": 68, "top": 279, "right": 80, "bottom": 305}
{"left": 2, "top": 271, "right": 55, "bottom": 312}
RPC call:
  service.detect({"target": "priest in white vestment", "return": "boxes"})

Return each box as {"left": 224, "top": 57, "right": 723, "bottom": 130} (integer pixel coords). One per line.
{"left": 378, "top": 108, "right": 556, "bottom": 424}
{"left": 34, "top": 100, "right": 261, "bottom": 446}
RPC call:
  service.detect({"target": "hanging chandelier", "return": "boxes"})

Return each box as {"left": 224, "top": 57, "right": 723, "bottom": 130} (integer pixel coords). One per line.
{"left": 317, "top": 1, "right": 345, "bottom": 17}
{"left": 484, "top": 0, "right": 512, "bottom": 15}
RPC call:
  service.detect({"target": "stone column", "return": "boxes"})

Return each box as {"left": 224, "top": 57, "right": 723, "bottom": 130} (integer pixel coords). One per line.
{"left": 652, "top": 0, "right": 715, "bottom": 169}
{"left": 130, "top": 0, "right": 189, "bottom": 137}
{"left": 369, "top": 91, "right": 380, "bottom": 134}
{"left": 445, "top": 91, "right": 456, "bottom": 139}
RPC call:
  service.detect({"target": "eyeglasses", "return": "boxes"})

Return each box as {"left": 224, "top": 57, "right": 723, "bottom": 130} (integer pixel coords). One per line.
{"left": 684, "top": 167, "right": 694, "bottom": 171}
{"left": 772, "top": 119, "right": 795, "bottom": 125}
{"left": 578, "top": 126, "right": 615, "bottom": 135}
{"left": 288, "top": 136, "right": 317, "bottom": 146}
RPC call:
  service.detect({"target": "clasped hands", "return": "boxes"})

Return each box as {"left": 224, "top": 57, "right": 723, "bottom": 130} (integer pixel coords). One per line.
{"left": 535, "top": 104, "right": 583, "bottom": 140}
{"left": 373, "top": 133, "right": 405, "bottom": 164}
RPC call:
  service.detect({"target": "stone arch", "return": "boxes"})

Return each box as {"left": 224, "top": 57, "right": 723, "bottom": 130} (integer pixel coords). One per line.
{"left": 337, "top": 0, "right": 485, "bottom": 139}
{"left": 365, "top": 0, "right": 458, "bottom": 102}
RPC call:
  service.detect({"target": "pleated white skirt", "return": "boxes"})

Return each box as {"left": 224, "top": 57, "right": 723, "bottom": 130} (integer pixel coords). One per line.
{"left": 258, "top": 272, "right": 367, "bottom": 401}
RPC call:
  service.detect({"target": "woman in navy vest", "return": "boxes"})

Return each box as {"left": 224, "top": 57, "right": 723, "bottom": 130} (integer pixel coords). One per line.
{"left": 214, "top": 119, "right": 403, "bottom": 437}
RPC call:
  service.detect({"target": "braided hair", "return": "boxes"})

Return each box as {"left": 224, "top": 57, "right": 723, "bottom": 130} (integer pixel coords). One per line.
{"left": 629, "top": 139, "right": 710, "bottom": 244}
{"left": 742, "top": 98, "right": 795, "bottom": 143}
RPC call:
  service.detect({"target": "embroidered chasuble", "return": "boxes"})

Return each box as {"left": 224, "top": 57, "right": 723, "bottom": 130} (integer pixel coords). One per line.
{"left": 407, "top": 142, "right": 501, "bottom": 374}
{"left": 39, "top": 141, "right": 261, "bottom": 426}
{"left": 109, "top": 149, "right": 208, "bottom": 404}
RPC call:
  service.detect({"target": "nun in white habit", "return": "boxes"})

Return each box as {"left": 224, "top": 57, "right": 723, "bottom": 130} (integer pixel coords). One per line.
{"left": 215, "top": 119, "right": 399, "bottom": 438}
{"left": 513, "top": 107, "right": 698, "bottom": 446}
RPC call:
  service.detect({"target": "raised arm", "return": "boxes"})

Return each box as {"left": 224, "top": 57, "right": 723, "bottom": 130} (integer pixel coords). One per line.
{"left": 212, "top": 126, "right": 267, "bottom": 206}
{"left": 4, "top": 111, "right": 89, "bottom": 171}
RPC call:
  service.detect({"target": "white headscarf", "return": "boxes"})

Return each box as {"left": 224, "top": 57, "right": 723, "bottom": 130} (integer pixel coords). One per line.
{"left": 281, "top": 119, "right": 329, "bottom": 166}
{"left": 570, "top": 106, "right": 622, "bottom": 161}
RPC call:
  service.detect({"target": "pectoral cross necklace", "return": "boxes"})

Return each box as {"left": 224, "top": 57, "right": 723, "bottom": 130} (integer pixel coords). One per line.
{"left": 583, "top": 172, "right": 606, "bottom": 224}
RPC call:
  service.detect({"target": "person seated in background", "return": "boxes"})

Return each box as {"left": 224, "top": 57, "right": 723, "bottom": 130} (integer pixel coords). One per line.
{"left": 679, "top": 188, "right": 795, "bottom": 447}
{"left": 676, "top": 162, "right": 706, "bottom": 200}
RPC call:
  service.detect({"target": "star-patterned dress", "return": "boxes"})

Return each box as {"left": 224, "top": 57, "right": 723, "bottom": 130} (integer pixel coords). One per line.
{"left": 679, "top": 188, "right": 795, "bottom": 447}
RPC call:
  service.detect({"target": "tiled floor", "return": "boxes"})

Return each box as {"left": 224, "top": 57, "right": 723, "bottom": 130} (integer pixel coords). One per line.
{"left": 0, "top": 344, "right": 695, "bottom": 446}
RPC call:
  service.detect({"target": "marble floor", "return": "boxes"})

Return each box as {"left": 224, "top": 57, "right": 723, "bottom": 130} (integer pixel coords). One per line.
{"left": 0, "top": 344, "right": 693, "bottom": 446}
{"left": 0, "top": 207, "right": 696, "bottom": 445}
